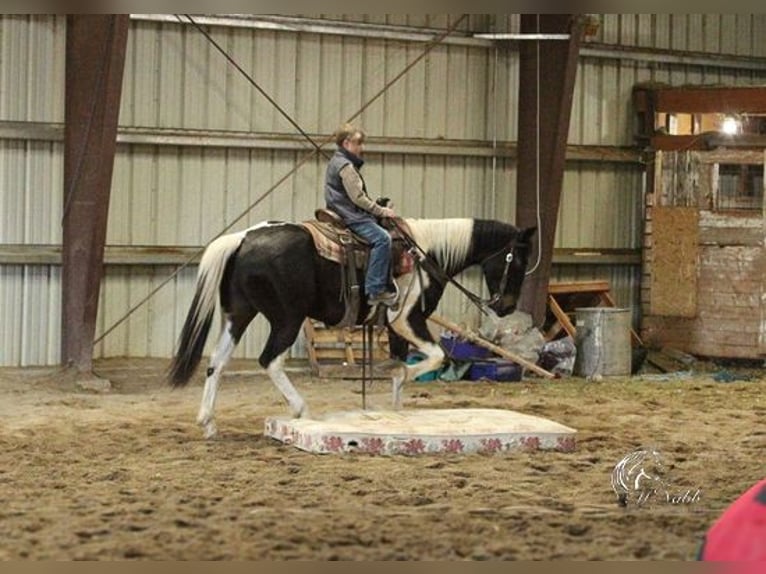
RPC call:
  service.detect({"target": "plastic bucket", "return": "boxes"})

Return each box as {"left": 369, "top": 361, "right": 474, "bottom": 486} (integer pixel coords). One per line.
{"left": 574, "top": 307, "right": 632, "bottom": 377}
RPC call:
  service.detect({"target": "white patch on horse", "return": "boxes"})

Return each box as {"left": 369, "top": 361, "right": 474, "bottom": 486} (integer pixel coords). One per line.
{"left": 196, "top": 317, "right": 237, "bottom": 439}
{"left": 267, "top": 352, "right": 308, "bottom": 419}
{"left": 404, "top": 218, "right": 474, "bottom": 272}
{"left": 388, "top": 271, "right": 444, "bottom": 406}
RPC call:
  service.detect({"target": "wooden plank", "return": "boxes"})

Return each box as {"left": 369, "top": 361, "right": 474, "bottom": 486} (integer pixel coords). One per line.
{"left": 551, "top": 249, "right": 641, "bottom": 265}
{"left": 309, "top": 347, "right": 388, "bottom": 362}
{"left": 0, "top": 245, "right": 644, "bottom": 268}
{"left": 651, "top": 134, "right": 710, "bottom": 152}
{"left": 303, "top": 321, "right": 389, "bottom": 373}
{"left": 641, "top": 316, "right": 757, "bottom": 344}
{"left": 693, "top": 344, "right": 760, "bottom": 359}
{"left": 699, "top": 226, "right": 764, "bottom": 246}
{"left": 427, "top": 314, "right": 555, "bottom": 379}
{"left": 696, "top": 148, "right": 766, "bottom": 164}
{"left": 645, "top": 350, "right": 688, "bottom": 373}
{"left": 643, "top": 315, "right": 760, "bottom": 336}
{"left": 0, "top": 244, "right": 204, "bottom": 266}
{"left": 310, "top": 349, "right": 351, "bottom": 360}
{"left": 547, "top": 295, "right": 577, "bottom": 340}
{"left": 649, "top": 207, "right": 699, "bottom": 317}
{"left": 695, "top": 317, "right": 761, "bottom": 333}
{"left": 0, "top": 120, "right": 642, "bottom": 164}
{"left": 545, "top": 319, "right": 563, "bottom": 341}
{"left": 761, "top": 175, "right": 766, "bottom": 353}
{"left": 547, "top": 280, "right": 610, "bottom": 295}
{"left": 701, "top": 292, "right": 761, "bottom": 308}
{"left": 653, "top": 86, "right": 766, "bottom": 114}
{"left": 642, "top": 316, "right": 761, "bottom": 349}
{"left": 699, "top": 210, "right": 764, "bottom": 229}
{"left": 697, "top": 160, "right": 713, "bottom": 210}
{"left": 344, "top": 343, "right": 356, "bottom": 366}
{"left": 310, "top": 331, "right": 348, "bottom": 343}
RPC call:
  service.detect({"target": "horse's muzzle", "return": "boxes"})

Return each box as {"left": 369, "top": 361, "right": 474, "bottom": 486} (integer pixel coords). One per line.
{"left": 490, "top": 295, "right": 516, "bottom": 317}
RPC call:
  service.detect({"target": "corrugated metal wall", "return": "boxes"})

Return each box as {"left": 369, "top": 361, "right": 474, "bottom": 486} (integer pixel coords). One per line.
{"left": 492, "top": 14, "right": 766, "bottom": 57}
{"left": 3, "top": 14, "right": 766, "bottom": 365}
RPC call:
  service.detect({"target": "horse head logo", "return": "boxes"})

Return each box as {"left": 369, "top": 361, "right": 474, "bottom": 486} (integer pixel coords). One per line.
{"left": 611, "top": 448, "right": 669, "bottom": 507}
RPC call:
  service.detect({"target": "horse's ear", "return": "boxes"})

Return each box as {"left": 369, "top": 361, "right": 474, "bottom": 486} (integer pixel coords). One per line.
{"left": 519, "top": 226, "right": 537, "bottom": 243}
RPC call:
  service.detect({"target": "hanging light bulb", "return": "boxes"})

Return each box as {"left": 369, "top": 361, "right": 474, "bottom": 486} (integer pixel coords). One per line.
{"left": 721, "top": 116, "right": 740, "bottom": 135}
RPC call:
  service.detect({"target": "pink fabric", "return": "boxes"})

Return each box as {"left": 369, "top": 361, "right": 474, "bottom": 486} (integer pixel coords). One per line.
{"left": 700, "top": 478, "right": 766, "bottom": 562}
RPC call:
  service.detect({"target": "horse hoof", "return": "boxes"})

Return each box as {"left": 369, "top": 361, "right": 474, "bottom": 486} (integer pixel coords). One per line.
{"left": 201, "top": 421, "right": 218, "bottom": 439}
{"left": 294, "top": 405, "right": 310, "bottom": 419}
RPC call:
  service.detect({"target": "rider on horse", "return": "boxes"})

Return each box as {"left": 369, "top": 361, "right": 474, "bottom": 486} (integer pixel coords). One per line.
{"left": 324, "top": 123, "right": 398, "bottom": 308}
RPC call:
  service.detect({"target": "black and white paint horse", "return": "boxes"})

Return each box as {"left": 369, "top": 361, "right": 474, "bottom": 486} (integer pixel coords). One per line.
{"left": 169, "top": 218, "right": 535, "bottom": 438}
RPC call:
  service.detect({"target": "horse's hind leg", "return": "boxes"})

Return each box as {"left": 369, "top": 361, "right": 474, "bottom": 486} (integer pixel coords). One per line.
{"left": 260, "top": 320, "right": 309, "bottom": 418}
{"left": 197, "top": 313, "right": 252, "bottom": 438}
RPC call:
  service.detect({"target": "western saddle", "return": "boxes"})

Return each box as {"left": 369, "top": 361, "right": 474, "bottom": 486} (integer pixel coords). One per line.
{"left": 302, "top": 208, "right": 412, "bottom": 326}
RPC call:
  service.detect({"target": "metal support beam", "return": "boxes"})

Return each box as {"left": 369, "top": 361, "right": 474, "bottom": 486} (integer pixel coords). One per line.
{"left": 0, "top": 244, "right": 642, "bottom": 267}
{"left": 62, "top": 15, "right": 129, "bottom": 371}
{"left": 515, "top": 14, "right": 583, "bottom": 325}
{"left": 130, "top": 15, "right": 766, "bottom": 73}
{"left": 0, "top": 120, "right": 642, "bottom": 164}
{"left": 131, "top": 14, "right": 486, "bottom": 48}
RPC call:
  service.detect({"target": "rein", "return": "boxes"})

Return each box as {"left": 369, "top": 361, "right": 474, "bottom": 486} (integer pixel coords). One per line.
{"left": 389, "top": 218, "right": 519, "bottom": 315}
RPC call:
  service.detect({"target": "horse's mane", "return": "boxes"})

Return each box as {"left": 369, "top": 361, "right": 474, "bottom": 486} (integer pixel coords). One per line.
{"left": 403, "top": 218, "right": 474, "bottom": 273}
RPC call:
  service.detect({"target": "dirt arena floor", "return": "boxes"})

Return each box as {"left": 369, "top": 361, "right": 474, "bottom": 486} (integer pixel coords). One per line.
{"left": 0, "top": 357, "right": 763, "bottom": 560}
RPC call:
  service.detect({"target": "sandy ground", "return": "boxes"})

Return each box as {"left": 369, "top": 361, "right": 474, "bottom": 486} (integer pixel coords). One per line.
{"left": 0, "top": 357, "right": 763, "bottom": 560}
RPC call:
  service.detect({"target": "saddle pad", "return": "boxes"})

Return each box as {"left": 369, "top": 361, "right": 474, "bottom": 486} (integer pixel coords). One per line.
{"left": 300, "top": 220, "right": 414, "bottom": 276}
{"left": 300, "top": 220, "right": 352, "bottom": 264}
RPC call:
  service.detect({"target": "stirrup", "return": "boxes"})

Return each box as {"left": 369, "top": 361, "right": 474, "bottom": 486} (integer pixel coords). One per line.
{"left": 367, "top": 291, "right": 398, "bottom": 307}
{"left": 364, "top": 304, "right": 389, "bottom": 326}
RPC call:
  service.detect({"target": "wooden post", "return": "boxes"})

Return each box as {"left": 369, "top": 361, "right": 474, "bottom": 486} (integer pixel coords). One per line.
{"left": 62, "top": 15, "right": 129, "bottom": 371}
{"left": 427, "top": 314, "right": 556, "bottom": 379}
{"left": 516, "top": 14, "right": 583, "bottom": 325}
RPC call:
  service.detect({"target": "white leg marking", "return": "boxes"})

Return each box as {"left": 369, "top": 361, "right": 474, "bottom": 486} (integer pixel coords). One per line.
{"left": 267, "top": 352, "right": 309, "bottom": 418}
{"left": 387, "top": 274, "right": 445, "bottom": 408}
{"left": 392, "top": 372, "right": 405, "bottom": 410}
{"left": 197, "top": 320, "right": 236, "bottom": 439}
{"left": 405, "top": 342, "right": 444, "bottom": 381}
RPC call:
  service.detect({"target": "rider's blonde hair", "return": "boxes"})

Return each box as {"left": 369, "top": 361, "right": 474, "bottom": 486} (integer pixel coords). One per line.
{"left": 333, "top": 123, "right": 365, "bottom": 147}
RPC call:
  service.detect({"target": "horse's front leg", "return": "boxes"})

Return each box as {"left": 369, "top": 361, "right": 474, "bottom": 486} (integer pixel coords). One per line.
{"left": 387, "top": 299, "right": 444, "bottom": 409}
{"left": 390, "top": 340, "right": 444, "bottom": 409}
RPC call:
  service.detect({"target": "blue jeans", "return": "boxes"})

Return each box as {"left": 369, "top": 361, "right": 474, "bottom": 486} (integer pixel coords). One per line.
{"left": 348, "top": 220, "right": 392, "bottom": 296}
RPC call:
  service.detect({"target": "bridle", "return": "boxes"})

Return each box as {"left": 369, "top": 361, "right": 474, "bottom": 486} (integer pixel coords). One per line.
{"left": 482, "top": 245, "right": 519, "bottom": 310}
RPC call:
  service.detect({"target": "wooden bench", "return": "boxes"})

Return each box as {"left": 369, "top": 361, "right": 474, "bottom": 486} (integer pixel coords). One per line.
{"left": 546, "top": 280, "right": 643, "bottom": 346}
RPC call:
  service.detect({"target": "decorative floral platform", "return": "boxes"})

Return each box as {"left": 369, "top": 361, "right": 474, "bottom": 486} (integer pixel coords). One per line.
{"left": 264, "top": 408, "right": 576, "bottom": 455}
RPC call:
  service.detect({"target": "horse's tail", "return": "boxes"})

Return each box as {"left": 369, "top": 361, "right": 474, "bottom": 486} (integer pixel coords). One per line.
{"left": 168, "top": 230, "right": 248, "bottom": 387}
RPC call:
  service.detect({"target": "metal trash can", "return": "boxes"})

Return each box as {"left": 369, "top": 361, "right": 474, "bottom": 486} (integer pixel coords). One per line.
{"left": 574, "top": 307, "right": 632, "bottom": 377}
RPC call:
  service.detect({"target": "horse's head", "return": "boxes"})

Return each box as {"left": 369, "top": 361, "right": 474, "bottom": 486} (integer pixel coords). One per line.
{"left": 481, "top": 226, "right": 536, "bottom": 317}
